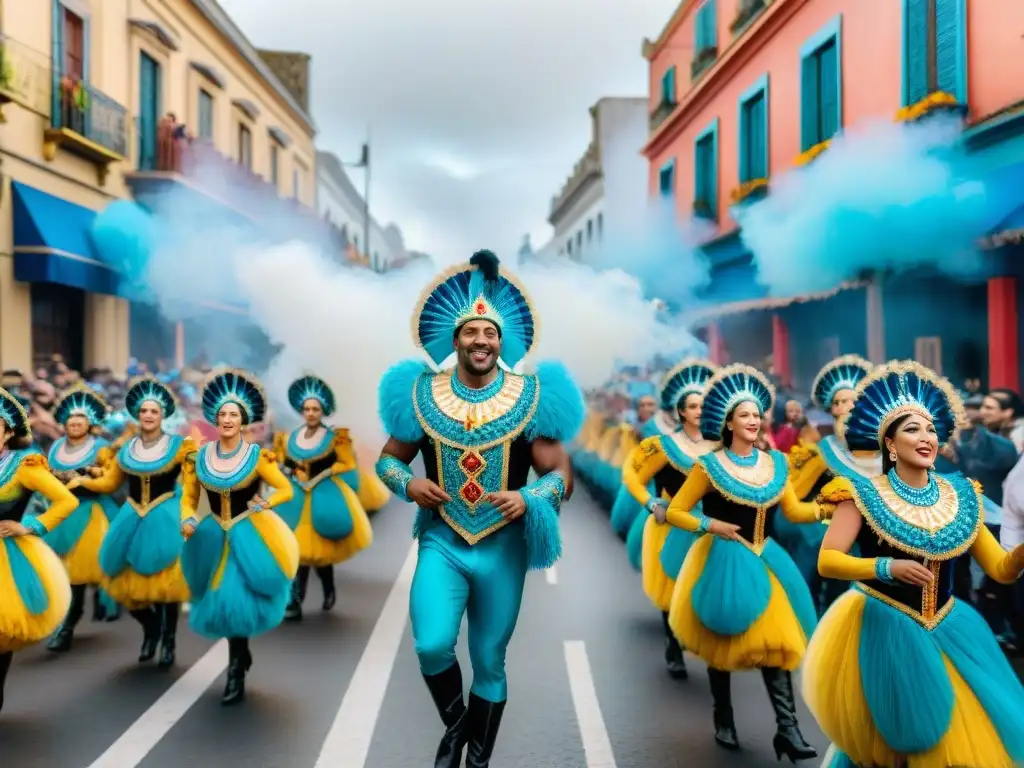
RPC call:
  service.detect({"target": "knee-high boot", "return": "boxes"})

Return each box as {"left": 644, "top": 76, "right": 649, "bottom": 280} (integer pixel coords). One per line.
{"left": 317, "top": 565, "right": 336, "bottom": 611}
{"left": 47, "top": 584, "right": 87, "bottom": 652}
{"left": 285, "top": 566, "right": 310, "bottom": 621}
{"left": 222, "top": 637, "right": 252, "bottom": 706}
{"left": 464, "top": 693, "right": 506, "bottom": 768}
{"left": 130, "top": 606, "right": 161, "bottom": 662}
{"left": 761, "top": 667, "right": 817, "bottom": 762}
{"left": 661, "top": 611, "right": 687, "bottom": 680}
{"left": 0, "top": 651, "right": 12, "bottom": 713}
{"left": 423, "top": 662, "right": 468, "bottom": 768}
{"left": 158, "top": 603, "right": 179, "bottom": 668}
{"left": 708, "top": 668, "right": 739, "bottom": 750}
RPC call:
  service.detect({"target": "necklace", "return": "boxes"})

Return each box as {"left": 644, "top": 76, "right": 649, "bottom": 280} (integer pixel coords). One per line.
{"left": 725, "top": 447, "right": 759, "bottom": 467}
{"left": 887, "top": 468, "right": 939, "bottom": 506}
{"left": 680, "top": 428, "right": 702, "bottom": 443}
{"left": 140, "top": 433, "right": 164, "bottom": 449}
{"left": 216, "top": 440, "right": 243, "bottom": 460}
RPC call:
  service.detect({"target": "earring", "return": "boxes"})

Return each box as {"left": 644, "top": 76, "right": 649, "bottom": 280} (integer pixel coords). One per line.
{"left": 889, "top": 451, "right": 897, "bottom": 462}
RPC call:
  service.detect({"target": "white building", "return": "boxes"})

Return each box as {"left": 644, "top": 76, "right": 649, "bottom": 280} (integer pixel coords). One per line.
{"left": 315, "top": 150, "right": 406, "bottom": 271}
{"left": 545, "top": 97, "right": 649, "bottom": 262}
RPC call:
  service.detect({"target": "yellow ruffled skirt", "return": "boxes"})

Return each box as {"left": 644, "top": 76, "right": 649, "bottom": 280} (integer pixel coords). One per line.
{"left": 667, "top": 535, "right": 817, "bottom": 672}
{"left": 803, "top": 588, "right": 1024, "bottom": 768}
{"left": 293, "top": 478, "right": 374, "bottom": 567}
{"left": 0, "top": 535, "right": 72, "bottom": 653}
{"left": 59, "top": 501, "right": 108, "bottom": 585}
{"left": 641, "top": 518, "right": 674, "bottom": 611}
{"left": 357, "top": 465, "right": 390, "bottom": 512}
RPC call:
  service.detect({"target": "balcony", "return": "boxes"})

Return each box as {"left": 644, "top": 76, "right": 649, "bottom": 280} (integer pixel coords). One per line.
{"left": 125, "top": 121, "right": 336, "bottom": 250}
{"left": 649, "top": 98, "right": 677, "bottom": 131}
{"left": 42, "top": 73, "right": 129, "bottom": 186}
{"left": 690, "top": 46, "right": 718, "bottom": 81}
{"left": 731, "top": 0, "right": 767, "bottom": 37}
{"left": 0, "top": 35, "right": 51, "bottom": 122}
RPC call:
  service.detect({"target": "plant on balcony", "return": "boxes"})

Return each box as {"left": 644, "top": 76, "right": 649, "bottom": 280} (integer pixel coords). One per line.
{"left": 730, "top": 178, "right": 769, "bottom": 204}
{"left": 649, "top": 98, "right": 676, "bottom": 131}
{"left": 895, "top": 91, "right": 966, "bottom": 123}
{"left": 690, "top": 46, "right": 718, "bottom": 80}
{"left": 794, "top": 140, "right": 830, "bottom": 168}
{"left": 0, "top": 45, "right": 14, "bottom": 93}
{"left": 693, "top": 198, "right": 715, "bottom": 219}
{"left": 730, "top": 0, "right": 767, "bottom": 35}
{"left": 60, "top": 75, "right": 90, "bottom": 112}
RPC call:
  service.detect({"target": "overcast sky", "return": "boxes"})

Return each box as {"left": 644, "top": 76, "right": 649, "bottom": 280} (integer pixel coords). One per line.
{"left": 219, "top": 0, "right": 680, "bottom": 260}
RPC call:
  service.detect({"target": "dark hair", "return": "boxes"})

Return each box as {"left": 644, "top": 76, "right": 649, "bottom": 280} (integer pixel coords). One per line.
{"left": 9, "top": 434, "right": 32, "bottom": 450}
{"left": 988, "top": 388, "right": 1024, "bottom": 418}
{"left": 217, "top": 402, "right": 251, "bottom": 426}
{"left": 881, "top": 413, "right": 912, "bottom": 473}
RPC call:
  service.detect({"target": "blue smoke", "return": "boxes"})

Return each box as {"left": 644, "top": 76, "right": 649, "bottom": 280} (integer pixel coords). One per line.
{"left": 89, "top": 200, "right": 160, "bottom": 301}
{"left": 736, "top": 115, "right": 995, "bottom": 297}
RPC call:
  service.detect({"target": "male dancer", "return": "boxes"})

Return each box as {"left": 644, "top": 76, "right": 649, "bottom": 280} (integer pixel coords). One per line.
{"left": 375, "top": 250, "right": 585, "bottom": 767}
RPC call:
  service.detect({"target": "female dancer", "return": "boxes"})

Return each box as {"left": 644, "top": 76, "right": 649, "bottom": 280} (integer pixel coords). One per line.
{"left": 783, "top": 356, "right": 878, "bottom": 613}
{"left": 623, "top": 360, "right": 716, "bottom": 680}
{"left": 37, "top": 383, "right": 118, "bottom": 652}
{"left": 0, "top": 387, "right": 78, "bottom": 712}
{"left": 92, "top": 376, "right": 193, "bottom": 667}
{"left": 806, "top": 361, "right": 1024, "bottom": 767}
{"left": 275, "top": 375, "right": 372, "bottom": 621}
{"left": 180, "top": 369, "right": 298, "bottom": 705}
{"left": 664, "top": 364, "right": 820, "bottom": 760}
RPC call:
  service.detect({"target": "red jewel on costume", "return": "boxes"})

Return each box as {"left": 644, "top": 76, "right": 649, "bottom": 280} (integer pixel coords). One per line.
{"left": 475, "top": 302, "right": 486, "bottom": 315}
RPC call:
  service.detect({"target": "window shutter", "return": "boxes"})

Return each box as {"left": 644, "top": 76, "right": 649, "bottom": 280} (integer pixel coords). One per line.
{"left": 904, "top": 0, "right": 929, "bottom": 104}
{"left": 818, "top": 42, "right": 839, "bottom": 141}
{"left": 707, "top": 131, "right": 718, "bottom": 216}
{"left": 694, "top": 6, "right": 706, "bottom": 50}
{"left": 662, "top": 66, "right": 676, "bottom": 102}
{"left": 800, "top": 55, "right": 819, "bottom": 150}
{"left": 705, "top": 0, "right": 717, "bottom": 49}
{"left": 695, "top": 138, "right": 708, "bottom": 204}
{"left": 750, "top": 93, "right": 766, "bottom": 179}
{"left": 934, "top": 0, "right": 959, "bottom": 98}
{"left": 739, "top": 101, "right": 750, "bottom": 183}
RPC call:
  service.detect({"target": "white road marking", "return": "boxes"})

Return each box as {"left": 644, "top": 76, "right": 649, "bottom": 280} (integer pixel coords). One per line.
{"left": 545, "top": 566, "right": 558, "bottom": 585}
{"left": 564, "top": 640, "right": 618, "bottom": 768}
{"left": 313, "top": 542, "right": 418, "bottom": 768}
{"left": 86, "top": 640, "right": 229, "bottom": 768}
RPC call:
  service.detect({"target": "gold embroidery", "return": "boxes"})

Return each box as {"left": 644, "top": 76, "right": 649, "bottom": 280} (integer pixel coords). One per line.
{"left": 431, "top": 371, "right": 526, "bottom": 431}
{"left": 869, "top": 475, "right": 959, "bottom": 532}
{"left": 434, "top": 441, "right": 513, "bottom": 544}
{"left": 856, "top": 581, "right": 955, "bottom": 631}
{"left": 126, "top": 491, "right": 175, "bottom": 518}
{"left": 457, "top": 449, "right": 487, "bottom": 509}
{"left": 663, "top": 432, "right": 714, "bottom": 464}
{"left": 714, "top": 449, "right": 777, "bottom": 487}
{"left": 922, "top": 560, "right": 941, "bottom": 620}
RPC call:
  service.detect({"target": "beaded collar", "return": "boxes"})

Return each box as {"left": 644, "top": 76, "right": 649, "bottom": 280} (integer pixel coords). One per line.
{"left": 698, "top": 449, "right": 788, "bottom": 509}
{"left": 287, "top": 425, "right": 334, "bottom": 461}
{"left": 48, "top": 436, "right": 103, "bottom": 473}
{"left": 194, "top": 441, "right": 261, "bottom": 491}
{"left": 118, "top": 434, "right": 184, "bottom": 476}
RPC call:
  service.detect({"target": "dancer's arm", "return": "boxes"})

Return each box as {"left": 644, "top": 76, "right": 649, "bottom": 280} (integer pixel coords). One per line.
{"left": 665, "top": 465, "right": 711, "bottom": 532}
{"left": 970, "top": 526, "right": 1024, "bottom": 584}
{"left": 18, "top": 456, "right": 80, "bottom": 534}
{"left": 256, "top": 450, "right": 294, "bottom": 508}
{"left": 622, "top": 437, "right": 668, "bottom": 509}
{"left": 330, "top": 428, "right": 358, "bottom": 475}
{"left": 778, "top": 482, "right": 823, "bottom": 523}
{"left": 76, "top": 460, "right": 125, "bottom": 494}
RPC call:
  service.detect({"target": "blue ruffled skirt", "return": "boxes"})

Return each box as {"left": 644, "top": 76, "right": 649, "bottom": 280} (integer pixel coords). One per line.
{"left": 274, "top": 474, "right": 372, "bottom": 567}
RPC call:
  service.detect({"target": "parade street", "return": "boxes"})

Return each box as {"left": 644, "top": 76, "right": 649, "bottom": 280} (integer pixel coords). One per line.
{"left": 2, "top": 488, "right": 828, "bottom": 768}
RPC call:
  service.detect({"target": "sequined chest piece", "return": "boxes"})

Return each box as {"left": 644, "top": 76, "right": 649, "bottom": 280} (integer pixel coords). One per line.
{"left": 414, "top": 369, "right": 539, "bottom": 543}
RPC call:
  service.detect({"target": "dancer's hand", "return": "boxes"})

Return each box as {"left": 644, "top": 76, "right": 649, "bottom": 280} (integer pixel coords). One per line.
{"left": 181, "top": 520, "right": 196, "bottom": 540}
{"left": 891, "top": 560, "right": 934, "bottom": 586}
{"left": 708, "top": 520, "right": 741, "bottom": 541}
{"left": 488, "top": 491, "right": 526, "bottom": 521}
{"left": 407, "top": 478, "right": 450, "bottom": 509}
{"left": 294, "top": 470, "right": 309, "bottom": 484}
{"left": 65, "top": 475, "right": 82, "bottom": 490}
{"left": 650, "top": 502, "right": 667, "bottom": 524}
{"left": 247, "top": 495, "right": 267, "bottom": 512}
{"left": 88, "top": 466, "right": 104, "bottom": 477}
{"left": 0, "top": 520, "right": 29, "bottom": 538}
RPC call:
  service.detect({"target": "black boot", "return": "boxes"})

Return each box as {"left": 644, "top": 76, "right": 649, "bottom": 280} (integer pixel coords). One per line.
{"left": 0, "top": 651, "right": 11, "bottom": 713}
{"left": 157, "top": 604, "right": 179, "bottom": 668}
{"left": 222, "top": 637, "right": 252, "bottom": 706}
{"left": 661, "top": 612, "right": 687, "bottom": 680}
{"left": 47, "top": 584, "right": 86, "bottom": 652}
{"left": 464, "top": 693, "right": 506, "bottom": 768}
{"left": 92, "top": 587, "right": 107, "bottom": 622}
{"left": 761, "top": 668, "right": 817, "bottom": 762}
{"left": 131, "top": 607, "right": 160, "bottom": 662}
{"left": 708, "top": 668, "right": 739, "bottom": 750}
{"left": 285, "top": 566, "right": 310, "bottom": 621}
{"left": 423, "top": 663, "right": 468, "bottom": 768}
{"left": 317, "top": 566, "right": 336, "bottom": 611}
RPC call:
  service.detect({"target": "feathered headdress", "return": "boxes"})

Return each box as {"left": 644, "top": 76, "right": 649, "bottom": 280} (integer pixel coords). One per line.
{"left": 843, "top": 360, "right": 964, "bottom": 451}
{"left": 699, "top": 364, "right": 775, "bottom": 441}
{"left": 412, "top": 249, "right": 537, "bottom": 368}
{"left": 659, "top": 359, "right": 717, "bottom": 411}
{"left": 811, "top": 355, "right": 874, "bottom": 410}
{"left": 53, "top": 382, "right": 108, "bottom": 426}
{"left": 200, "top": 368, "right": 267, "bottom": 425}
{"left": 287, "top": 374, "right": 335, "bottom": 417}
{"left": 0, "top": 386, "right": 29, "bottom": 436}
{"left": 124, "top": 375, "right": 177, "bottom": 420}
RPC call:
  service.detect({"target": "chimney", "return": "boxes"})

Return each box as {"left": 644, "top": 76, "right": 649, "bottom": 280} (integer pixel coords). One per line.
{"left": 257, "top": 49, "right": 311, "bottom": 112}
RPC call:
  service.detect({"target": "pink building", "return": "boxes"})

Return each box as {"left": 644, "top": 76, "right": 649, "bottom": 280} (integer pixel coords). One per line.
{"left": 642, "top": 0, "right": 1024, "bottom": 392}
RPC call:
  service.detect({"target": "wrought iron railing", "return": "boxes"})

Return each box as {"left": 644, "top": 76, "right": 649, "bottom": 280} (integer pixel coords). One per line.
{"left": 0, "top": 34, "right": 52, "bottom": 116}
{"left": 649, "top": 99, "right": 677, "bottom": 131}
{"left": 51, "top": 69, "right": 129, "bottom": 157}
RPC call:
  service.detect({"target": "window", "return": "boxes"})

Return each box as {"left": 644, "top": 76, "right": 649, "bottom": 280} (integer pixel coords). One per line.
{"left": 693, "top": 119, "right": 718, "bottom": 219}
{"left": 567, "top": 238, "right": 573, "bottom": 257}
{"left": 586, "top": 219, "right": 593, "bottom": 242}
{"left": 237, "top": 123, "right": 252, "bottom": 169}
{"left": 31, "top": 284, "right": 85, "bottom": 372}
{"left": 694, "top": 1, "right": 717, "bottom": 53}
{"left": 293, "top": 167, "right": 302, "bottom": 201}
{"left": 739, "top": 76, "right": 768, "bottom": 182}
{"left": 660, "top": 66, "right": 676, "bottom": 104}
{"left": 596, "top": 212, "right": 603, "bottom": 240}
{"left": 915, "top": 336, "right": 942, "bottom": 373}
{"left": 270, "top": 143, "right": 279, "bottom": 188}
{"left": 902, "top": 0, "right": 965, "bottom": 105}
{"left": 800, "top": 17, "right": 842, "bottom": 151}
{"left": 198, "top": 89, "right": 214, "bottom": 140}
{"left": 575, "top": 231, "right": 582, "bottom": 253}
{"left": 137, "top": 52, "right": 162, "bottom": 171}
{"left": 62, "top": 8, "right": 85, "bottom": 79}
{"left": 659, "top": 159, "right": 676, "bottom": 196}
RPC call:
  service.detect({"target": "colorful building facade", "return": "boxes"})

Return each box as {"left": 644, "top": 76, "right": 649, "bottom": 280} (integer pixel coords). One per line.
{"left": 642, "top": 0, "right": 1024, "bottom": 391}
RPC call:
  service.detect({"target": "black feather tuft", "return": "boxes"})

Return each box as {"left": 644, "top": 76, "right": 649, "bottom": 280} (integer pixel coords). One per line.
{"left": 469, "top": 249, "right": 501, "bottom": 281}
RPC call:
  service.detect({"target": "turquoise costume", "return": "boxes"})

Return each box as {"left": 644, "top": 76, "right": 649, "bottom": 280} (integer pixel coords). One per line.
{"left": 611, "top": 410, "right": 673, "bottom": 540}
{"left": 376, "top": 250, "right": 584, "bottom": 768}
{"left": 95, "top": 376, "right": 192, "bottom": 667}
{"left": 277, "top": 375, "right": 373, "bottom": 621}
{"left": 181, "top": 370, "right": 299, "bottom": 706}
{"left": 805, "top": 361, "right": 1024, "bottom": 767}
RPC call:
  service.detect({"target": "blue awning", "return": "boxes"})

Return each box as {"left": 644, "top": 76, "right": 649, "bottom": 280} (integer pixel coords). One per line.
{"left": 12, "top": 182, "right": 122, "bottom": 295}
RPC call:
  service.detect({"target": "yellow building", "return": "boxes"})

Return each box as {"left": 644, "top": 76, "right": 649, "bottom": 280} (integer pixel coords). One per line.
{"left": 0, "top": 0, "right": 316, "bottom": 374}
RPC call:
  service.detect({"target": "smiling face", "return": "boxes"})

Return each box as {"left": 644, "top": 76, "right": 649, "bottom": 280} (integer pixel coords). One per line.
{"left": 727, "top": 400, "right": 762, "bottom": 445}
{"left": 137, "top": 400, "right": 163, "bottom": 433}
{"left": 885, "top": 413, "right": 938, "bottom": 470}
{"left": 678, "top": 393, "right": 702, "bottom": 430}
{"left": 454, "top": 319, "right": 501, "bottom": 377}
{"left": 64, "top": 414, "right": 90, "bottom": 440}
{"left": 302, "top": 398, "right": 323, "bottom": 428}
{"left": 216, "top": 402, "right": 244, "bottom": 440}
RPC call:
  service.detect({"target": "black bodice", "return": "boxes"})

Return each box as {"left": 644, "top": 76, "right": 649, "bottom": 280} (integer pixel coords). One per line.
{"left": 0, "top": 489, "right": 32, "bottom": 523}
{"left": 202, "top": 473, "right": 262, "bottom": 522}
{"left": 701, "top": 490, "right": 779, "bottom": 547}
{"left": 284, "top": 451, "right": 334, "bottom": 479}
{"left": 125, "top": 462, "right": 181, "bottom": 508}
{"left": 654, "top": 465, "right": 685, "bottom": 499}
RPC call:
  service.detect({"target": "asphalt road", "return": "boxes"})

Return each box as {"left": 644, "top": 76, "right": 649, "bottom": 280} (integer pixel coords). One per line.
{"left": 1, "top": 487, "right": 828, "bottom": 768}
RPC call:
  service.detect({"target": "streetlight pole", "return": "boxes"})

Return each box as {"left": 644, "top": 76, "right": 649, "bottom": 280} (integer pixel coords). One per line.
{"left": 341, "top": 130, "right": 372, "bottom": 270}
